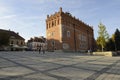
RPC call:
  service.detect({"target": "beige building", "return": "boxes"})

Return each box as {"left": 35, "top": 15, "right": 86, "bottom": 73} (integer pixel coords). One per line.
{"left": 0, "top": 29, "right": 25, "bottom": 51}
{"left": 46, "top": 7, "right": 94, "bottom": 52}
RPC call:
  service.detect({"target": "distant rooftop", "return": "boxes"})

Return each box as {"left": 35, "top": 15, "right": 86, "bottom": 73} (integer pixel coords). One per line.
{"left": 0, "top": 29, "right": 25, "bottom": 40}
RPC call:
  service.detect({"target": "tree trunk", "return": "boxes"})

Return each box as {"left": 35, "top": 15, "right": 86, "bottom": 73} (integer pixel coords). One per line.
{"left": 102, "top": 45, "right": 104, "bottom": 52}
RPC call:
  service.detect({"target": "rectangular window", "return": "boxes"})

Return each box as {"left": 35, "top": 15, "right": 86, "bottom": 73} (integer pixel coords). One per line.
{"left": 55, "top": 20, "right": 56, "bottom": 26}
{"left": 21, "top": 42, "right": 23, "bottom": 45}
{"left": 58, "top": 20, "right": 59, "bottom": 25}
{"left": 51, "top": 32, "right": 54, "bottom": 36}
{"left": 16, "top": 41, "right": 19, "bottom": 45}
{"left": 47, "top": 23, "right": 48, "bottom": 29}
{"left": 67, "top": 31, "right": 70, "bottom": 37}
{"left": 49, "top": 23, "right": 50, "bottom": 28}
{"left": 11, "top": 41, "right": 13, "bottom": 44}
{"left": 52, "top": 21, "right": 54, "bottom": 27}
{"left": 51, "top": 40, "right": 55, "bottom": 46}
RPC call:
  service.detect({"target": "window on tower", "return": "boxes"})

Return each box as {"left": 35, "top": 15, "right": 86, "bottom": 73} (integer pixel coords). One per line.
{"left": 47, "top": 23, "right": 48, "bottom": 29}
{"left": 49, "top": 23, "right": 50, "bottom": 28}
{"left": 52, "top": 21, "right": 54, "bottom": 27}
{"left": 67, "top": 31, "right": 70, "bottom": 37}
{"left": 51, "top": 32, "right": 54, "bottom": 36}
{"left": 58, "top": 19, "right": 59, "bottom": 25}
{"left": 55, "top": 20, "right": 56, "bottom": 26}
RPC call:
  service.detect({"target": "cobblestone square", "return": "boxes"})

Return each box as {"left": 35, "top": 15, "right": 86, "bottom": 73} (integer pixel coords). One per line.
{"left": 0, "top": 51, "right": 120, "bottom": 80}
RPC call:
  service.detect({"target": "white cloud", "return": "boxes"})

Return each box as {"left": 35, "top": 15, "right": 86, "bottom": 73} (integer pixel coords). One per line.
{"left": 0, "top": 15, "right": 17, "bottom": 19}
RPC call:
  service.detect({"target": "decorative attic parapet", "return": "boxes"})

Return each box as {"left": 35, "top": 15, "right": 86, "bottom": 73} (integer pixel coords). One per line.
{"left": 46, "top": 7, "right": 93, "bottom": 29}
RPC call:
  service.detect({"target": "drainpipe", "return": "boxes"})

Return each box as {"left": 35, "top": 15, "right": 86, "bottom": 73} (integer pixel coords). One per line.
{"left": 87, "top": 30, "right": 89, "bottom": 50}
{"left": 73, "top": 24, "right": 76, "bottom": 52}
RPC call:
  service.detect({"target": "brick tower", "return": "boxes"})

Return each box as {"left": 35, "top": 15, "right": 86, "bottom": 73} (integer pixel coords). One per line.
{"left": 46, "top": 7, "right": 94, "bottom": 52}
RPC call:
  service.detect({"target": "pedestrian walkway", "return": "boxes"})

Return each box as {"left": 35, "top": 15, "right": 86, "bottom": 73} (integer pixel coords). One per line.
{"left": 0, "top": 51, "right": 120, "bottom": 80}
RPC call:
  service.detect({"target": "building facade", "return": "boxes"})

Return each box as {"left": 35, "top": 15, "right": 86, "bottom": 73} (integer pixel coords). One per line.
{"left": 46, "top": 7, "right": 94, "bottom": 52}
{"left": 27, "top": 36, "right": 47, "bottom": 51}
{"left": 0, "top": 29, "right": 25, "bottom": 51}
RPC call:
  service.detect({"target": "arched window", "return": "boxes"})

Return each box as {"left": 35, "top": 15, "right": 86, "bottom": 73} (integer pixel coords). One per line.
{"left": 47, "top": 23, "right": 48, "bottom": 29}
{"left": 49, "top": 23, "right": 51, "bottom": 28}
{"left": 67, "top": 31, "right": 70, "bottom": 37}
{"left": 55, "top": 20, "right": 56, "bottom": 26}
{"left": 52, "top": 21, "right": 54, "bottom": 26}
{"left": 58, "top": 19, "right": 59, "bottom": 25}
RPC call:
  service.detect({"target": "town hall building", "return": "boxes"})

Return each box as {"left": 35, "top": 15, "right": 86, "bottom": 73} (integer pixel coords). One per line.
{"left": 46, "top": 7, "right": 94, "bottom": 52}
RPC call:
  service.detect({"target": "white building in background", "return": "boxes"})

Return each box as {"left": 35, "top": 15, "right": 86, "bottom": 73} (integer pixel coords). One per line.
{"left": 27, "top": 36, "right": 47, "bottom": 51}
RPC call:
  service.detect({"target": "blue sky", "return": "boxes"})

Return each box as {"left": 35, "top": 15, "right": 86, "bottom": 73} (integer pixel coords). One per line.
{"left": 0, "top": 0, "right": 120, "bottom": 41}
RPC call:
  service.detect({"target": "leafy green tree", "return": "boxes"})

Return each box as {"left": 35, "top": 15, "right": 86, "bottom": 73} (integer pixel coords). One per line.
{"left": 111, "top": 34, "right": 116, "bottom": 51}
{"left": 114, "top": 29, "right": 120, "bottom": 50}
{"left": 0, "top": 32, "right": 9, "bottom": 46}
{"left": 96, "top": 22, "right": 109, "bottom": 51}
{"left": 106, "top": 38, "right": 115, "bottom": 51}
{"left": 96, "top": 37, "right": 103, "bottom": 51}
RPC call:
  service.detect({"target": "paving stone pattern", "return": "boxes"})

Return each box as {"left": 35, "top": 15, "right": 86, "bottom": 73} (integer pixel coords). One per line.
{"left": 0, "top": 51, "right": 120, "bottom": 80}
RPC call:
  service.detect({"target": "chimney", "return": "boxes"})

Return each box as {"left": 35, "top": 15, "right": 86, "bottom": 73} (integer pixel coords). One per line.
{"left": 47, "top": 15, "right": 49, "bottom": 18}
{"left": 60, "top": 7, "right": 62, "bottom": 12}
{"left": 17, "top": 32, "right": 19, "bottom": 35}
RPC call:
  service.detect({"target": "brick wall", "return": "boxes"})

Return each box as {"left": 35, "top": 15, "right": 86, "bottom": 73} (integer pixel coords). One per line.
{"left": 46, "top": 7, "right": 94, "bottom": 52}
